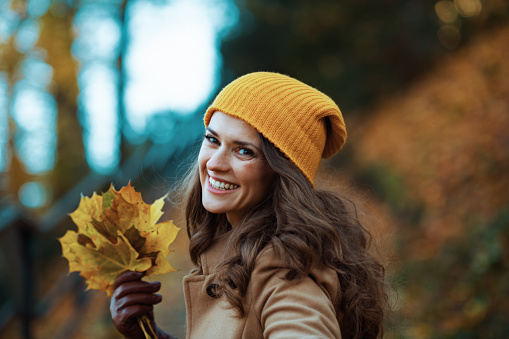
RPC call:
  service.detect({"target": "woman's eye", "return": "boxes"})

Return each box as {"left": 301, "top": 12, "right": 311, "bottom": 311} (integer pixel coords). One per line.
{"left": 205, "top": 134, "right": 218, "bottom": 144}
{"left": 238, "top": 148, "right": 254, "bottom": 156}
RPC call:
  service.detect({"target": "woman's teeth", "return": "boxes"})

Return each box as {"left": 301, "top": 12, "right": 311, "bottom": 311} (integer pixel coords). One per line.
{"left": 209, "top": 177, "right": 238, "bottom": 190}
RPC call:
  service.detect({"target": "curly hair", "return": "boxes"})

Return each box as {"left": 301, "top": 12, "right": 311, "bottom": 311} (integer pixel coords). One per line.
{"left": 181, "top": 135, "right": 388, "bottom": 339}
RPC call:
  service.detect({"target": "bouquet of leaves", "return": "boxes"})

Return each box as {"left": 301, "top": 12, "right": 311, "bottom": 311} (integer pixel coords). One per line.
{"left": 59, "top": 182, "right": 180, "bottom": 338}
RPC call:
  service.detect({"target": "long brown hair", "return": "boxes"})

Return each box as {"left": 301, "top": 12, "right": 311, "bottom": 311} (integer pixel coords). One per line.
{"left": 181, "top": 134, "right": 388, "bottom": 339}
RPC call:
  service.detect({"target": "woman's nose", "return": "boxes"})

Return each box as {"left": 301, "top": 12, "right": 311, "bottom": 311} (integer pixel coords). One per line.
{"left": 206, "top": 148, "right": 230, "bottom": 172}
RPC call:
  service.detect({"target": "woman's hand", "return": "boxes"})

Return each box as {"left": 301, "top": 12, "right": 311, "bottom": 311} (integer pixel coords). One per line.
{"left": 110, "top": 271, "right": 163, "bottom": 339}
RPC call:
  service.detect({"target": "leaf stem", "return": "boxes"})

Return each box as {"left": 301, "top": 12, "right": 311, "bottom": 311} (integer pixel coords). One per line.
{"left": 137, "top": 315, "right": 158, "bottom": 339}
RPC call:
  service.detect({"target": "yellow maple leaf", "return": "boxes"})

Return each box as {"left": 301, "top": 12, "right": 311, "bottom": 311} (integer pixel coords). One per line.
{"left": 59, "top": 182, "right": 180, "bottom": 296}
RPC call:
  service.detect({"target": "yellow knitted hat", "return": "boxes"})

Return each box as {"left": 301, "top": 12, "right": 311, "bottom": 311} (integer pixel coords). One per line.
{"left": 204, "top": 72, "right": 347, "bottom": 185}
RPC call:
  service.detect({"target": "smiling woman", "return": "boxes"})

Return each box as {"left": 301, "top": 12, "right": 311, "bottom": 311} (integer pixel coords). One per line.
{"left": 109, "top": 72, "right": 388, "bottom": 339}
{"left": 199, "top": 112, "right": 275, "bottom": 227}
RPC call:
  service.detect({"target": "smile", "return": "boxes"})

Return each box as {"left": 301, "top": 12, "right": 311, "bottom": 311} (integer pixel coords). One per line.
{"left": 209, "top": 177, "right": 239, "bottom": 190}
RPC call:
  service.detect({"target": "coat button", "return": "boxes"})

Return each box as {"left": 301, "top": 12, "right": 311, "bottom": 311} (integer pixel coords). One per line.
{"left": 206, "top": 283, "right": 219, "bottom": 298}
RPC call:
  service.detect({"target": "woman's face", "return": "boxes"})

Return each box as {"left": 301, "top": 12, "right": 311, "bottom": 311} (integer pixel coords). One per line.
{"left": 198, "top": 112, "right": 275, "bottom": 227}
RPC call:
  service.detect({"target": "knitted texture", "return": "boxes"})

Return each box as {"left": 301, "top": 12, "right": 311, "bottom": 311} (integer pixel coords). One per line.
{"left": 204, "top": 72, "right": 347, "bottom": 185}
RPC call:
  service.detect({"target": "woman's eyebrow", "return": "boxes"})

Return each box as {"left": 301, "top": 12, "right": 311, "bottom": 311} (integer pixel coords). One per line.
{"left": 205, "top": 127, "right": 217, "bottom": 135}
{"left": 206, "top": 127, "right": 262, "bottom": 153}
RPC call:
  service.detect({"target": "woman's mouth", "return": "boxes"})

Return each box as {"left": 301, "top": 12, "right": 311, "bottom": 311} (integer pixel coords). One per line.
{"left": 209, "top": 177, "right": 239, "bottom": 190}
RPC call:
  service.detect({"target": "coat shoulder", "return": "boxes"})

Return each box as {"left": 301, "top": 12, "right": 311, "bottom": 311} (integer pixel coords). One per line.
{"left": 247, "top": 246, "right": 343, "bottom": 338}
{"left": 253, "top": 245, "right": 341, "bottom": 303}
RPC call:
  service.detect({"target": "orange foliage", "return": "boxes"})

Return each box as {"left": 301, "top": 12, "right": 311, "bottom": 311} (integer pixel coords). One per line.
{"left": 352, "top": 25, "right": 509, "bottom": 259}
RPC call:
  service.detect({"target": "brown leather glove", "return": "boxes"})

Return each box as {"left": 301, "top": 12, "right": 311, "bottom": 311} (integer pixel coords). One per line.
{"left": 110, "top": 271, "right": 173, "bottom": 339}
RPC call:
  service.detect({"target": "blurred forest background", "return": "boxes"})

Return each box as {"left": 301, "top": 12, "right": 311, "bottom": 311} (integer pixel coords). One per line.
{"left": 1, "top": 0, "right": 508, "bottom": 338}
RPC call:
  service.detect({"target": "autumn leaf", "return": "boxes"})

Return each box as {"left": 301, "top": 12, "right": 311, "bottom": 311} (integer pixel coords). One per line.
{"left": 59, "top": 182, "right": 180, "bottom": 296}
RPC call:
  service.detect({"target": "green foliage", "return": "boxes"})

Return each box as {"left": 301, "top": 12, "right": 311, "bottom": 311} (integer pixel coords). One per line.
{"left": 357, "top": 162, "right": 424, "bottom": 224}
{"left": 398, "top": 210, "right": 509, "bottom": 338}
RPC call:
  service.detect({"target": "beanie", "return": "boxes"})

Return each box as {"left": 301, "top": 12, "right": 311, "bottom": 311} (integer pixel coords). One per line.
{"left": 204, "top": 72, "right": 347, "bottom": 185}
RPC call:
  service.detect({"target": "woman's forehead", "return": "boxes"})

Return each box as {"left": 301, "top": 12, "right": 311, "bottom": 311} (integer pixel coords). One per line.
{"left": 208, "top": 112, "right": 261, "bottom": 142}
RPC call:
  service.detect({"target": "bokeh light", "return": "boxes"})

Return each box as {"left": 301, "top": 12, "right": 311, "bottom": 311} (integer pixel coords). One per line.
{"left": 0, "top": 72, "right": 8, "bottom": 172}
{"left": 454, "top": 0, "right": 482, "bottom": 17}
{"left": 14, "top": 19, "right": 40, "bottom": 53}
{"left": 73, "top": 3, "right": 122, "bottom": 175}
{"left": 434, "top": 0, "right": 483, "bottom": 49}
{"left": 0, "top": 7, "right": 18, "bottom": 44}
{"left": 77, "top": 62, "right": 120, "bottom": 175}
{"left": 27, "top": 0, "right": 51, "bottom": 18}
{"left": 11, "top": 82, "right": 57, "bottom": 174}
{"left": 123, "top": 0, "right": 238, "bottom": 142}
{"left": 21, "top": 53, "right": 53, "bottom": 87}
{"left": 435, "top": 1, "right": 459, "bottom": 23}
{"left": 18, "top": 181, "right": 48, "bottom": 208}
{"left": 438, "top": 24, "right": 462, "bottom": 49}
{"left": 11, "top": 52, "right": 57, "bottom": 175}
{"left": 72, "top": 5, "right": 122, "bottom": 62}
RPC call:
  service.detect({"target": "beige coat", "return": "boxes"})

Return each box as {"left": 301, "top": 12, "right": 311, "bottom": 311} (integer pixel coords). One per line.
{"left": 183, "top": 232, "right": 343, "bottom": 338}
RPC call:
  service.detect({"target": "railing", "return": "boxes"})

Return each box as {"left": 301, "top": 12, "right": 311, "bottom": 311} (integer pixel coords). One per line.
{"left": 0, "top": 112, "right": 203, "bottom": 338}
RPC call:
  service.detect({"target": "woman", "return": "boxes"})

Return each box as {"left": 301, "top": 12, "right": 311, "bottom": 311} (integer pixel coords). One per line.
{"left": 110, "top": 72, "right": 388, "bottom": 339}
